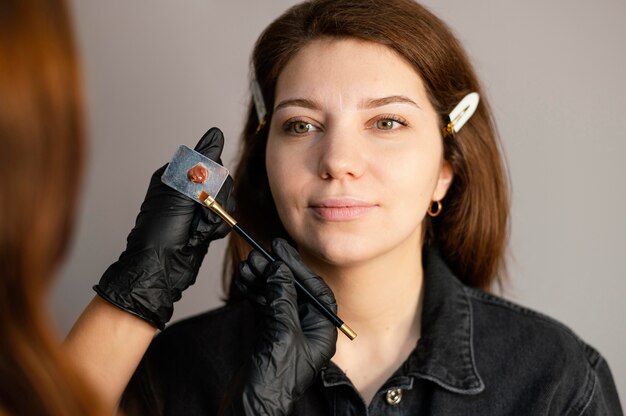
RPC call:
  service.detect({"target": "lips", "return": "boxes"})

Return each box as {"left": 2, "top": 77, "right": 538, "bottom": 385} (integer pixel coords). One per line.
{"left": 309, "top": 198, "right": 378, "bottom": 221}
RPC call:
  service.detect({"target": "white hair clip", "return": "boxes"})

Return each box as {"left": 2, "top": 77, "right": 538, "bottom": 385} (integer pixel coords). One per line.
{"left": 444, "top": 92, "right": 480, "bottom": 138}
{"left": 251, "top": 79, "right": 267, "bottom": 134}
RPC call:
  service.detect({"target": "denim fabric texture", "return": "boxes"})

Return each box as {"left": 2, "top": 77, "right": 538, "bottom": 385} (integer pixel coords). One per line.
{"left": 121, "top": 248, "right": 623, "bottom": 415}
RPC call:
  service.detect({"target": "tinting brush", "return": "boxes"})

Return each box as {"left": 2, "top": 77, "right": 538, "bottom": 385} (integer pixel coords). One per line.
{"left": 161, "top": 145, "right": 357, "bottom": 340}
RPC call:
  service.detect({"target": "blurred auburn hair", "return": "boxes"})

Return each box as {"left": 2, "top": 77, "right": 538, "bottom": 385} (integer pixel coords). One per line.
{"left": 225, "top": 0, "right": 509, "bottom": 299}
{"left": 0, "top": 0, "right": 105, "bottom": 414}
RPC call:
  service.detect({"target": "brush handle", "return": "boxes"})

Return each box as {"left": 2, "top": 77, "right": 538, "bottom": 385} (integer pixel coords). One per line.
{"left": 200, "top": 193, "right": 356, "bottom": 340}
{"left": 233, "top": 224, "right": 356, "bottom": 340}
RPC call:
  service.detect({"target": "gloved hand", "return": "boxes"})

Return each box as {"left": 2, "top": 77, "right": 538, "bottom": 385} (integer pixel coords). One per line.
{"left": 94, "top": 127, "right": 235, "bottom": 329}
{"left": 232, "top": 238, "right": 338, "bottom": 416}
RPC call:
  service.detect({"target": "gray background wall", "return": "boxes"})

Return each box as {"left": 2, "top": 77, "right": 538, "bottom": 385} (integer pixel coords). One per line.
{"left": 55, "top": 0, "right": 625, "bottom": 405}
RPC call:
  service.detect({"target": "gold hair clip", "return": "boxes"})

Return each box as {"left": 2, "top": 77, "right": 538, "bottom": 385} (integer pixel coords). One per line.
{"left": 443, "top": 92, "right": 480, "bottom": 138}
{"left": 251, "top": 79, "right": 267, "bottom": 134}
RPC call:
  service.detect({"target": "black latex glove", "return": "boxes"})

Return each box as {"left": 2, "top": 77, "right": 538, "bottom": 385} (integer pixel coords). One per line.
{"left": 94, "top": 127, "right": 235, "bottom": 329}
{"left": 231, "top": 238, "right": 338, "bottom": 416}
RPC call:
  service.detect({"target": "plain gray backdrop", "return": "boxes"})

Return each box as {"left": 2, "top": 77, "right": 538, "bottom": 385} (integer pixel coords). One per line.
{"left": 55, "top": 0, "right": 625, "bottom": 406}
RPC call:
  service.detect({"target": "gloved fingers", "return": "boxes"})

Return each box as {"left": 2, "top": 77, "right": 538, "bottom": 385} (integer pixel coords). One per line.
{"left": 236, "top": 249, "right": 274, "bottom": 305}
{"left": 263, "top": 262, "right": 301, "bottom": 330}
{"left": 195, "top": 174, "right": 235, "bottom": 230}
{"left": 193, "top": 127, "right": 232, "bottom": 211}
{"left": 190, "top": 128, "right": 236, "bottom": 241}
{"left": 188, "top": 202, "right": 232, "bottom": 247}
{"left": 95, "top": 130, "right": 230, "bottom": 330}
{"left": 215, "top": 175, "right": 236, "bottom": 214}
{"left": 131, "top": 164, "right": 198, "bottom": 246}
{"left": 141, "top": 145, "right": 207, "bottom": 231}
{"left": 247, "top": 249, "right": 272, "bottom": 277}
{"left": 194, "top": 127, "right": 225, "bottom": 162}
{"left": 237, "top": 259, "right": 256, "bottom": 290}
{"left": 298, "top": 302, "right": 337, "bottom": 335}
{"left": 142, "top": 127, "right": 226, "bottom": 219}
{"left": 270, "top": 238, "right": 313, "bottom": 278}
{"left": 238, "top": 250, "right": 269, "bottom": 289}
{"left": 271, "top": 238, "right": 337, "bottom": 312}
{"left": 298, "top": 303, "right": 338, "bottom": 360}
{"left": 265, "top": 270, "right": 335, "bottom": 380}
{"left": 146, "top": 163, "right": 197, "bottom": 209}
{"left": 237, "top": 261, "right": 267, "bottom": 306}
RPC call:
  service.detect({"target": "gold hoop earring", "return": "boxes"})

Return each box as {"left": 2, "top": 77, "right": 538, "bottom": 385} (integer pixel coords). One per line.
{"left": 427, "top": 200, "right": 442, "bottom": 217}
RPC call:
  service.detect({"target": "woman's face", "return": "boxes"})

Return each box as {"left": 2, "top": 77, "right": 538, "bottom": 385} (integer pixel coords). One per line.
{"left": 266, "top": 38, "right": 452, "bottom": 269}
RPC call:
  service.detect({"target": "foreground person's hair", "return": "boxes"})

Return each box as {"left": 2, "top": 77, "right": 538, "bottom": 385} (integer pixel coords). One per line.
{"left": 0, "top": 0, "right": 105, "bottom": 413}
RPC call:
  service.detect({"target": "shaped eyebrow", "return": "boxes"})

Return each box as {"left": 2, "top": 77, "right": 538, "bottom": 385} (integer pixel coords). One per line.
{"left": 274, "top": 98, "right": 320, "bottom": 113}
{"left": 361, "top": 95, "right": 421, "bottom": 110}
{"left": 273, "top": 95, "right": 422, "bottom": 113}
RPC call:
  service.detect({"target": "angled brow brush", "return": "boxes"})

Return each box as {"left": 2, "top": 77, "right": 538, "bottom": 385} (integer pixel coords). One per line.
{"left": 162, "top": 145, "right": 357, "bottom": 340}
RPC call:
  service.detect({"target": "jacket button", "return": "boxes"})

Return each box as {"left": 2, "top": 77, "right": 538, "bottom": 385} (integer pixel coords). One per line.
{"left": 386, "top": 388, "right": 402, "bottom": 405}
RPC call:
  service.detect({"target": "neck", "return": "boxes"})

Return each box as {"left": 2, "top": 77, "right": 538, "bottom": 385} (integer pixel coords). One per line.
{"left": 304, "top": 240, "right": 425, "bottom": 404}
{"left": 315, "top": 245, "right": 423, "bottom": 331}
{"left": 306, "top": 240, "right": 425, "bottom": 340}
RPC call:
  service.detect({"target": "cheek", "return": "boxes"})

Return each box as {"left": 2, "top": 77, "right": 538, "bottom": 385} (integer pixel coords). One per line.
{"left": 393, "top": 171, "right": 435, "bottom": 216}
{"left": 265, "top": 141, "right": 284, "bottom": 203}
{"left": 385, "top": 146, "right": 442, "bottom": 191}
{"left": 265, "top": 138, "right": 302, "bottom": 219}
{"left": 382, "top": 150, "right": 443, "bottom": 218}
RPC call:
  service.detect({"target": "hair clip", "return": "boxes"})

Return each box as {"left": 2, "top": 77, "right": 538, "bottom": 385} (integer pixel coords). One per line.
{"left": 251, "top": 79, "right": 267, "bottom": 134}
{"left": 443, "top": 92, "right": 480, "bottom": 138}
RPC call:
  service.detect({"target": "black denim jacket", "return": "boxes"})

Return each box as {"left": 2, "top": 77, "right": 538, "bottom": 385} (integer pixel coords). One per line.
{"left": 122, "top": 249, "right": 623, "bottom": 415}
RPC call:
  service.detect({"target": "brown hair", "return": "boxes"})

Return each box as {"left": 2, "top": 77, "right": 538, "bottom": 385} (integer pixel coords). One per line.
{"left": 0, "top": 0, "right": 105, "bottom": 414}
{"left": 225, "top": 0, "right": 509, "bottom": 299}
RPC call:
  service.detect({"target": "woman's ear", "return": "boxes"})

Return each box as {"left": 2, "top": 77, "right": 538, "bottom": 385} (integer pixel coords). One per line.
{"left": 432, "top": 160, "right": 453, "bottom": 201}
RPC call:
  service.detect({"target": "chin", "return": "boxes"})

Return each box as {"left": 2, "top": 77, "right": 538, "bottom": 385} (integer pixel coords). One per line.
{"left": 299, "top": 234, "right": 385, "bottom": 268}
{"left": 293, "top": 222, "right": 424, "bottom": 271}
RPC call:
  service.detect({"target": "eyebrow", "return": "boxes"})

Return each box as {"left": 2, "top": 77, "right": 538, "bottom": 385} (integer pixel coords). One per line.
{"left": 274, "top": 98, "right": 320, "bottom": 113}
{"left": 362, "top": 95, "right": 421, "bottom": 110}
{"left": 273, "top": 95, "right": 422, "bottom": 113}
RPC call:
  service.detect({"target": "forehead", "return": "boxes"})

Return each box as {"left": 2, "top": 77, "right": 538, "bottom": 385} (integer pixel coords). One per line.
{"left": 274, "top": 38, "right": 431, "bottom": 109}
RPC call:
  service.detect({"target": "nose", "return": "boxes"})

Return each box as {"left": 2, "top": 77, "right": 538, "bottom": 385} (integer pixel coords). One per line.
{"left": 316, "top": 126, "right": 366, "bottom": 180}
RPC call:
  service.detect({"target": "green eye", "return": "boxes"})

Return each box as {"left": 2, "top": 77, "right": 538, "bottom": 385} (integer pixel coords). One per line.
{"left": 292, "top": 121, "right": 312, "bottom": 134}
{"left": 282, "top": 119, "right": 319, "bottom": 136}
{"left": 376, "top": 119, "right": 396, "bottom": 130}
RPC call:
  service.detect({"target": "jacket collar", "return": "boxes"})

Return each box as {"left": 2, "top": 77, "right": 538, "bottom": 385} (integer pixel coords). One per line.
{"left": 321, "top": 247, "right": 484, "bottom": 395}
{"left": 404, "top": 247, "right": 484, "bottom": 394}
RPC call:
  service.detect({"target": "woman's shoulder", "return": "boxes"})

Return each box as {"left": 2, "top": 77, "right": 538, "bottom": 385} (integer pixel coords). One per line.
{"left": 465, "top": 288, "right": 603, "bottom": 366}
{"left": 463, "top": 286, "right": 621, "bottom": 415}
{"left": 465, "top": 286, "right": 598, "bottom": 361}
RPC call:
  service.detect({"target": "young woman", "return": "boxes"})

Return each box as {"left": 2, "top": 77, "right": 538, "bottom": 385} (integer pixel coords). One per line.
{"left": 118, "top": 0, "right": 623, "bottom": 414}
